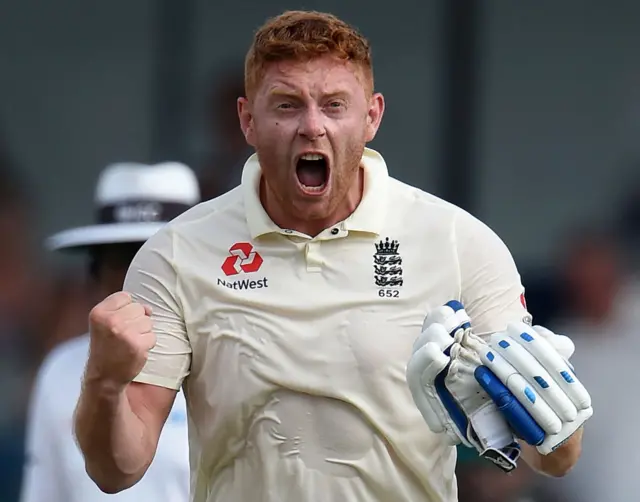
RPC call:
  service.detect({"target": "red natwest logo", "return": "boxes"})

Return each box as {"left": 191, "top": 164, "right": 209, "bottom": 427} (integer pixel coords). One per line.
{"left": 221, "top": 242, "right": 263, "bottom": 276}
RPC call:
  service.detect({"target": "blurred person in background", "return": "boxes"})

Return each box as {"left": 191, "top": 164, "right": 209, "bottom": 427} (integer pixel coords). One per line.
{"left": 554, "top": 228, "right": 639, "bottom": 329}
{"left": 0, "top": 143, "right": 52, "bottom": 502}
{"left": 536, "top": 229, "right": 640, "bottom": 502}
{"left": 197, "top": 64, "right": 254, "bottom": 200}
{"left": 20, "top": 162, "right": 199, "bottom": 502}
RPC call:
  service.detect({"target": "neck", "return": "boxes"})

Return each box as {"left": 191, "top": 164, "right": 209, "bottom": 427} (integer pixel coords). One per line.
{"left": 261, "top": 168, "right": 364, "bottom": 237}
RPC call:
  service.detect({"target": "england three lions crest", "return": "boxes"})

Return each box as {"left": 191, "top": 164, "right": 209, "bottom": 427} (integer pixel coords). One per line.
{"left": 374, "top": 237, "right": 403, "bottom": 289}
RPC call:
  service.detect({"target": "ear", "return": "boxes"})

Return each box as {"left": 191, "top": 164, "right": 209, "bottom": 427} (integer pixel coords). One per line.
{"left": 364, "top": 92, "right": 385, "bottom": 143}
{"left": 237, "top": 97, "right": 256, "bottom": 147}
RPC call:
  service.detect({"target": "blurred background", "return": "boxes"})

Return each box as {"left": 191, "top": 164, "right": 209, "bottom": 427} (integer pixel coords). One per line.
{"left": 1, "top": 0, "right": 638, "bottom": 500}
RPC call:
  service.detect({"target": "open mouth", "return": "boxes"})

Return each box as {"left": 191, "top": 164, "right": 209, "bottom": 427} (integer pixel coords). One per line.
{"left": 295, "top": 153, "right": 329, "bottom": 195}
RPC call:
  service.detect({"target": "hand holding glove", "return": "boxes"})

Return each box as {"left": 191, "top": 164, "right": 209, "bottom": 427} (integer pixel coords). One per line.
{"left": 406, "top": 300, "right": 593, "bottom": 470}
{"left": 475, "top": 323, "right": 592, "bottom": 455}
{"left": 406, "top": 301, "right": 522, "bottom": 472}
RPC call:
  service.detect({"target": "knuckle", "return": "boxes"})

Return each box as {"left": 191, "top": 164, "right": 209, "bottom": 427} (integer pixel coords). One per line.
{"left": 120, "top": 327, "right": 140, "bottom": 342}
{"left": 103, "top": 291, "right": 130, "bottom": 310}
{"left": 125, "top": 302, "right": 145, "bottom": 317}
{"left": 105, "top": 315, "right": 123, "bottom": 335}
{"left": 90, "top": 309, "right": 113, "bottom": 332}
{"left": 112, "top": 291, "right": 130, "bottom": 302}
{"left": 88, "top": 306, "right": 103, "bottom": 324}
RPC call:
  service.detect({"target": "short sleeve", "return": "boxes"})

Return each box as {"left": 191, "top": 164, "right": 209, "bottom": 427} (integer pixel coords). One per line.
{"left": 454, "top": 210, "right": 532, "bottom": 338}
{"left": 124, "top": 227, "right": 191, "bottom": 390}
{"left": 20, "top": 362, "right": 65, "bottom": 502}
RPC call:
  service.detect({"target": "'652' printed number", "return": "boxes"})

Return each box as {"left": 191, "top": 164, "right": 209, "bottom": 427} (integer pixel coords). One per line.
{"left": 378, "top": 289, "right": 399, "bottom": 298}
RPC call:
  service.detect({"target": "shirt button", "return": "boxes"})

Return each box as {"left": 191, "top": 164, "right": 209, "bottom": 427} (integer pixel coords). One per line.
{"left": 331, "top": 228, "right": 339, "bottom": 235}
{"left": 284, "top": 229, "right": 293, "bottom": 234}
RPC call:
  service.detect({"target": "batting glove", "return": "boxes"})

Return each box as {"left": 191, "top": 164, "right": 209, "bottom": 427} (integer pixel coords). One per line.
{"left": 475, "top": 323, "right": 593, "bottom": 455}
{"left": 406, "top": 301, "right": 522, "bottom": 472}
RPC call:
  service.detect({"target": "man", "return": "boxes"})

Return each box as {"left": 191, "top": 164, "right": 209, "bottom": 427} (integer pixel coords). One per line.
{"left": 74, "top": 11, "right": 587, "bottom": 502}
{"left": 20, "top": 162, "right": 199, "bottom": 502}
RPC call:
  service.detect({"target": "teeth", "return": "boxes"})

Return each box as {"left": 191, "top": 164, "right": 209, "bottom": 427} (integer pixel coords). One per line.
{"left": 300, "top": 153, "right": 324, "bottom": 161}
{"left": 301, "top": 184, "right": 326, "bottom": 192}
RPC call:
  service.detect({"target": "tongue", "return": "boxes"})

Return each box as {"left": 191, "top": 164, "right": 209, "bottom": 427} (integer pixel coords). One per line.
{"left": 297, "top": 160, "right": 326, "bottom": 187}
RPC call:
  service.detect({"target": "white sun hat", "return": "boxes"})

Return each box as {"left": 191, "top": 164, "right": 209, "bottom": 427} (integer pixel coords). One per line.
{"left": 46, "top": 162, "right": 200, "bottom": 251}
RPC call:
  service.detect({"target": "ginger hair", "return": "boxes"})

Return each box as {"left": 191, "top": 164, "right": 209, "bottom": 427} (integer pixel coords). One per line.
{"left": 244, "top": 10, "right": 374, "bottom": 98}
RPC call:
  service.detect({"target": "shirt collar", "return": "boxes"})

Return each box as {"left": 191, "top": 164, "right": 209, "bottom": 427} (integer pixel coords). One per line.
{"left": 242, "top": 147, "right": 389, "bottom": 239}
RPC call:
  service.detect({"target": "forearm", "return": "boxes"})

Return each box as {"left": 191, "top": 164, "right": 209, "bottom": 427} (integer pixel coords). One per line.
{"left": 74, "top": 378, "right": 155, "bottom": 493}
{"left": 521, "top": 427, "right": 583, "bottom": 477}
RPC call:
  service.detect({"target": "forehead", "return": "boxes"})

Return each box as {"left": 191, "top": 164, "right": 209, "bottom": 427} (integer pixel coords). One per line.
{"left": 259, "top": 56, "right": 366, "bottom": 97}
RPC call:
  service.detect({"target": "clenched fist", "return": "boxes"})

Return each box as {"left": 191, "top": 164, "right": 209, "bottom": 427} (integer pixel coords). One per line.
{"left": 87, "top": 291, "right": 156, "bottom": 387}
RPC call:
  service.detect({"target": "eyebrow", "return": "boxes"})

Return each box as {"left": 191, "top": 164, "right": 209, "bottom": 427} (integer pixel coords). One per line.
{"left": 323, "top": 91, "right": 351, "bottom": 100}
{"left": 267, "top": 89, "right": 351, "bottom": 100}
{"left": 267, "top": 89, "right": 301, "bottom": 99}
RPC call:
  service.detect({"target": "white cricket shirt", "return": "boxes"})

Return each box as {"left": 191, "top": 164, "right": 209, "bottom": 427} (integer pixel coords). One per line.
{"left": 125, "top": 148, "right": 530, "bottom": 502}
{"left": 20, "top": 334, "right": 190, "bottom": 502}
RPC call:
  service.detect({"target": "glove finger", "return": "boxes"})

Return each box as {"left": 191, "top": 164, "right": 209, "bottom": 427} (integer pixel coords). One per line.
{"left": 450, "top": 344, "right": 483, "bottom": 374}
{"left": 491, "top": 330, "right": 579, "bottom": 422}
{"left": 533, "top": 325, "right": 576, "bottom": 360}
{"left": 507, "top": 324, "right": 591, "bottom": 410}
{"left": 421, "top": 305, "right": 456, "bottom": 332}
{"left": 479, "top": 345, "right": 562, "bottom": 435}
{"left": 421, "top": 301, "right": 471, "bottom": 337}
{"left": 407, "top": 341, "right": 451, "bottom": 387}
{"left": 460, "top": 330, "right": 489, "bottom": 355}
{"left": 475, "top": 365, "right": 546, "bottom": 446}
{"left": 537, "top": 407, "right": 593, "bottom": 455}
{"left": 412, "top": 323, "right": 456, "bottom": 355}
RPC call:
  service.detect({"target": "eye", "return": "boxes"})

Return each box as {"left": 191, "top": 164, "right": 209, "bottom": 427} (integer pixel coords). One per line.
{"left": 325, "top": 100, "right": 346, "bottom": 112}
{"left": 277, "top": 102, "right": 294, "bottom": 110}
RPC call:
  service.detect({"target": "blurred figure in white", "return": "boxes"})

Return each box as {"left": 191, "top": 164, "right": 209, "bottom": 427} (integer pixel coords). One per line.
{"left": 20, "top": 162, "right": 199, "bottom": 502}
{"left": 537, "top": 229, "right": 640, "bottom": 502}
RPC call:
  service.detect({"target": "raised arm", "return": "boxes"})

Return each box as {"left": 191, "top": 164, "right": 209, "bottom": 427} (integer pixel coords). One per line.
{"left": 74, "top": 228, "right": 192, "bottom": 492}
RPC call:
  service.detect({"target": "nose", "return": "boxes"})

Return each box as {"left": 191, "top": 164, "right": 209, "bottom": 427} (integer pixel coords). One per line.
{"left": 298, "top": 106, "right": 326, "bottom": 140}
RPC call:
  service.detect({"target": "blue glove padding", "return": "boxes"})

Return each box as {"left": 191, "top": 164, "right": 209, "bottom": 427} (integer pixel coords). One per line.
{"left": 476, "top": 323, "right": 592, "bottom": 455}
{"left": 475, "top": 366, "right": 546, "bottom": 446}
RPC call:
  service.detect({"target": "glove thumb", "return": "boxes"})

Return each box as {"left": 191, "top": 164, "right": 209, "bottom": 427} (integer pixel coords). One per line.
{"left": 407, "top": 341, "right": 451, "bottom": 386}
{"left": 406, "top": 341, "right": 453, "bottom": 436}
